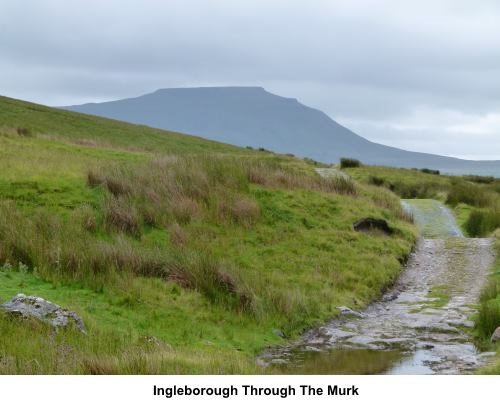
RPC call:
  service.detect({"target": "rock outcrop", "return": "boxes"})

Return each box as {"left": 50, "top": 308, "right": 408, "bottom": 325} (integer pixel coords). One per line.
{"left": 1, "top": 294, "right": 86, "bottom": 333}
{"left": 491, "top": 326, "right": 500, "bottom": 343}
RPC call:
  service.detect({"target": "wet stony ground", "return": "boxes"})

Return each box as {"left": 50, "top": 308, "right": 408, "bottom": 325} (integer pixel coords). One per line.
{"left": 259, "top": 199, "right": 496, "bottom": 374}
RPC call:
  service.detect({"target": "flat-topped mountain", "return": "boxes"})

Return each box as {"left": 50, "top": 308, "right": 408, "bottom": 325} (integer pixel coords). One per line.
{"left": 64, "top": 87, "right": 500, "bottom": 176}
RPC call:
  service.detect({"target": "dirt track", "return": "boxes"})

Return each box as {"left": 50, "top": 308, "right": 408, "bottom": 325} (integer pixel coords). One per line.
{"left": 260, "top": 199, "right": 496, "bottom": 374}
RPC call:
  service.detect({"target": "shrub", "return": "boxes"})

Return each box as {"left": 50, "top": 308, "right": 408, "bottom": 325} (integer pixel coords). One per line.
{"left": 420, "top": 168, "right": 440, "bottom": 175}
{"left": 340, "top": 157, "right": 361, "bottom": 168}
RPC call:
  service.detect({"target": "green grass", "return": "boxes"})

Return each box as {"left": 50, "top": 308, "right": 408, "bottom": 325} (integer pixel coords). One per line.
{"left": 0, "top": 263, "right": 265, "bottom": 374}
{"left": 425, "top": 284, "right": 451, "bottom": 309}
{"left": 454, "top": 203, "right": 473, "bottom": 235}
{"left": 0, "top": 96, "right": 418, "bottom": 374}
{"left": 345, "top": 165, "right": 450, "bottom": 200}
{"left": 475, "top": 236, "right": 500, "bottom": 374}
{"left": 0, "top": 96, "right": 240, "bottom": 155}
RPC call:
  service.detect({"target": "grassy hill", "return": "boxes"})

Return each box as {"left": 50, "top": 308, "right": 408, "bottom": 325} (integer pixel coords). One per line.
{"left": 0, "top": 95, "right": 418, "bottom": 374}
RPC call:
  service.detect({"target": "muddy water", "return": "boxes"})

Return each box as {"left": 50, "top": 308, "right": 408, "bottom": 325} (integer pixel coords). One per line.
{"left": 260, "top": 199, "right": 496, "bottom": 374}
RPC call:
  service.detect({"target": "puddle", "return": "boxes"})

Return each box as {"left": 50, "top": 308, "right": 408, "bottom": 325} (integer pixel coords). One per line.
{"left": 269, "top": 348, "right": 405, "bottom": 375}
{"left": 387, "top": 350, "right": 435, "bottom": 374}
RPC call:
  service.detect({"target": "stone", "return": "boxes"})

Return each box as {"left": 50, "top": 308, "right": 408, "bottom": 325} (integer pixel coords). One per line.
{"left": 382, "top": 292, "right": 399, "bottom": 302}
{"left": 478, "top": 351, "right": 496, "bottom": 359}
{"left": 273, "top": 328, "right": 285, "bottom": 338}
{"left": 1, "top": 293, "right": 86, "bottom": 333}
{"left": 337, "top": 306, "right": 365, "bottom": 318}
{"left": 353, "top": 218, "right": 393, "bottom": 235}
{"left": 142, "top": 335, "right": 172, "bottom": 350}
{"left": 491, "top": 326, "right": 500, "bottom": 343}
{"left": 255, "top": 358, "right": 268, "bottom": 368}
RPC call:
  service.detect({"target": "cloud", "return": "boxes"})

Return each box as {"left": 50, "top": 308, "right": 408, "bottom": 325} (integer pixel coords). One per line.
{"left": 1, "top": 0, "right": 500, "bottom": 158}
{"left": 341, "top": 107, "right": 500, "bottom": 159}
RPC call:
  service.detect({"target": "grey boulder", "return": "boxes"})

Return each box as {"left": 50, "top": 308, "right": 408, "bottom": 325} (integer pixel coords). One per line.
{"left": 1, "top": 293, "right": 86, "bottom": 333}
{"left": 491, "top": 326, "right": 500, "bottom": 343}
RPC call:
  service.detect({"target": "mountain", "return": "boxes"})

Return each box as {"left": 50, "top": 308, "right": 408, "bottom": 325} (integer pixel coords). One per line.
{"left": 63, "top": 87, "right": 500, "bottom": 176}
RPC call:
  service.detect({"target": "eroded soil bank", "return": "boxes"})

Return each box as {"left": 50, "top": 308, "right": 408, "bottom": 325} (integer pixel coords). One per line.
{"left": 260, "top": 199, "right": 496, "bottom": 374}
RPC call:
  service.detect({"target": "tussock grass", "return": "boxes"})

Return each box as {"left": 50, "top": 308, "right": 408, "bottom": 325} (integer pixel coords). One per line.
{"left": 477, "top": 293, "right": 500, "bottom": 340}
{"left": 248, "top": 162, "right": 357, "bottom": 195}
{"left": 362, "top": 184, "right": 413, "bottom": 223}
{"left": 88, "top": 156, "right": 358, "bottom": 235}
{"left": 475, "top": 238, "right": 500, "bottom": 373}
{"left": 446, "top": 179, "right": 496, "bottom": 208}
{"left": 465, "top": 209, "right": 500, "bottom": 237}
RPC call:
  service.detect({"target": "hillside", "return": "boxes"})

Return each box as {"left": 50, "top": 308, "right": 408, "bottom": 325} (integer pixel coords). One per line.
{"left": 64, "top": 87, "right": 500, "bottom": 176}
{"left": 0, "top": 95, "right": 416, "bottom": 374}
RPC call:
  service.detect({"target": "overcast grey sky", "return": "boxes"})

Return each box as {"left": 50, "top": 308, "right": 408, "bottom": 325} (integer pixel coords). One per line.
{"left": 1, "top": 0, "right": 500, "bottom": 159}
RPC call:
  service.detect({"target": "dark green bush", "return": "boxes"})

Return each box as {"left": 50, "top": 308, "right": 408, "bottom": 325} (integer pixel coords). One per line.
{"left": 420, "top": 168, "right": 440, "bottom": 175}
{"left": 340, "top": 157, "right": 361, "bottom": 169}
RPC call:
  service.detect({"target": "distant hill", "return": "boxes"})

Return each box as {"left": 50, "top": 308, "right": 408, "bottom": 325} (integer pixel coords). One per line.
{"left": 63, "top": 87, "right": 500, "bottom": 176}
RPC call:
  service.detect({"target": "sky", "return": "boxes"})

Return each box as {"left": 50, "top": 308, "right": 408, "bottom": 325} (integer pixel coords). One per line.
{"left": 1, "top": 0, "right": 500, "bottom": 159}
